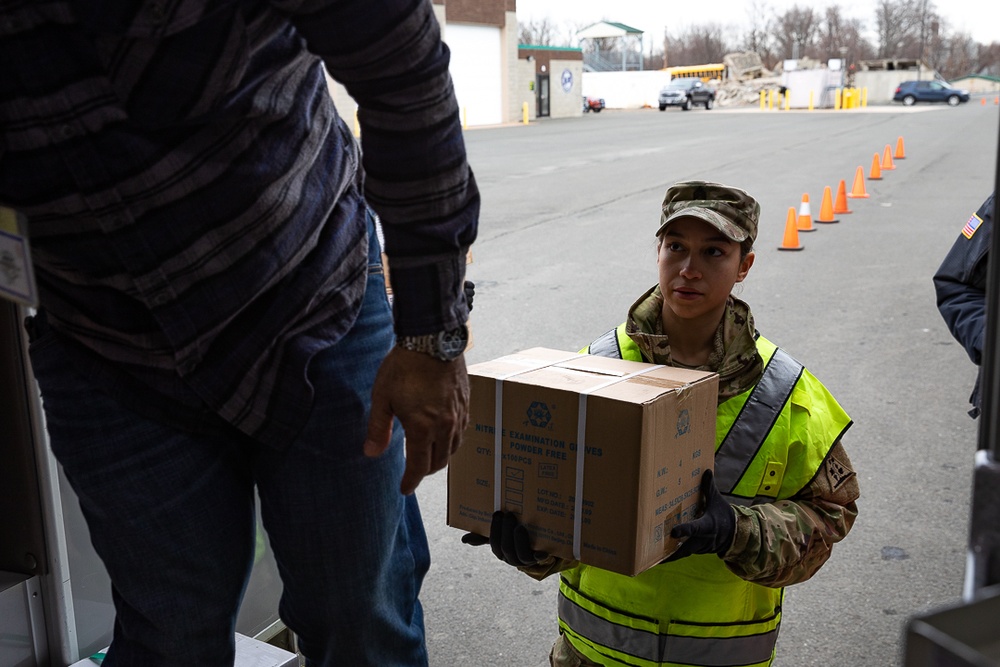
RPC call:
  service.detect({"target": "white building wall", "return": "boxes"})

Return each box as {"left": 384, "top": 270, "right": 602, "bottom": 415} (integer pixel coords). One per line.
{"left": 503, "top": 11, "right": 528, "bottom": 124}
{"left": 582, "top": 71, "right": 674, "bottom": 109}
{"left": 445, "top": 24, "right": 504, "bottom": 126}
{"left": 326, "top": 4, "right": 517, "bottom": 129}
{"left": 548, "top": 59, "right": 584, "bottom": 118}
{"left": 781, "top": 69, "right": 844, "bottom": 108}
{"left": 854, "top": 66, "right": 937, "bottom": 104}
{"left": 513, "top": 59, "right": 537, "bottom": 123}
{"left": 947, "top": 76, "right": 1000, "bottom": 94}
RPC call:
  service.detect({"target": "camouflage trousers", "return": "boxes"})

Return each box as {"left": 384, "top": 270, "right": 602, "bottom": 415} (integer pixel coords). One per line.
{"left": 550, "top": 633, "right": 605, "bottom": 667}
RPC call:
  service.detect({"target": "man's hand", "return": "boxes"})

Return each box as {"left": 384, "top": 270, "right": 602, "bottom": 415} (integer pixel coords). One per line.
{"left": 364, "top": 346, "right": 470, "bottom": 495}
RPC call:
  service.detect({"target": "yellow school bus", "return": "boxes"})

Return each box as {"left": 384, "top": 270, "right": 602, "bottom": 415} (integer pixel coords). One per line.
{"left": 667, "top": 63, "right": 726, "bottom": 82}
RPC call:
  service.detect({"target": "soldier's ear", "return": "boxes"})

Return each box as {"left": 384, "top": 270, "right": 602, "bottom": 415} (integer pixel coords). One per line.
{"left": 736, "top": 252, "right": 755, "bottom": 283}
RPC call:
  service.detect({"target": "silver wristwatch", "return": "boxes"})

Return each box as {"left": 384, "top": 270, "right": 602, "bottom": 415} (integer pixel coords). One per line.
{"left": 396, "top": 324, "right": 469, "bottom": 361}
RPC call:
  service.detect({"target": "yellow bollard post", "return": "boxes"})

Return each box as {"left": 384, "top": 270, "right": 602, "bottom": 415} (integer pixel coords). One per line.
{"left": 834, "top": 89, "right": 841, "bottom": 110}
{"left": 760, "top": 90, "right": 765, "bottom": 110}
{"left": 844, "top": 88, "right": 851, "bottom": 109}
{"left": 353, "top": 110, "right": 360, "bottom": 138}
{"left": 522, "top": 102, "right": 529, "bottom": 125}
{"left": 862, "top": 87, "right": 868, "bottom": 107}
{"left": 784, "top": 90, "right": 790, "bottom": 110}
{"left": 809, "top": 90, "right": 814, "bottom": 111}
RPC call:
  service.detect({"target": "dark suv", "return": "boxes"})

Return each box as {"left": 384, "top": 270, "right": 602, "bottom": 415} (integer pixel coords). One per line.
{"left": 658, "top": 78, "right": 715, "bottom": 111}
{"left": 893, "top": 80, "right": 970, "bottom": 106}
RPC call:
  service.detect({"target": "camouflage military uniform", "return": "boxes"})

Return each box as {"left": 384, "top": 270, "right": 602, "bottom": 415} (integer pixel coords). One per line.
{"left": 626, "top": 286, "right": 859, "bottom": 588}
{"left": 531, "top": 288, "right": 859, "bottom": 666}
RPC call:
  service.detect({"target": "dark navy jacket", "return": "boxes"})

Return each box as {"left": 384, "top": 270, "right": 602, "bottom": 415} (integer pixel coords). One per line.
{"left": 933, "top": 193, "right": 995, "bottom": 417}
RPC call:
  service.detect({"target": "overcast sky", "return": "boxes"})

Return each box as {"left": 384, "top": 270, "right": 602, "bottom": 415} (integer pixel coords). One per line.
{"left": 516, "top": 0, "right": 1000, "bottom": 47}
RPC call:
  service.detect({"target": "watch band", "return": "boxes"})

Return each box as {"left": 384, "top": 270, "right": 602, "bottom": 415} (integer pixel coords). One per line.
{"left": 396, "top": 324, "right": 469, "bottom": 361}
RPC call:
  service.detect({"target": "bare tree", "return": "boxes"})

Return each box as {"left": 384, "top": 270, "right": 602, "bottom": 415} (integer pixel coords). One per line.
{"left": 872, "top": 0, "right": 939, "bottom": 59}
{"left": 737, "top": 0, "right": 779, "bottom": 68}
{"left": 922, "top": 17, "right": 949, "bottom": 72}
{"left": 978, "top": 42, "right": 1000, "bottom": 77}
{"left": 522, "top": 4, "right": 1000, "bottom": 82}
{"left": 913, "top": 0, "right": 940, "bottom": 64}
{"left": 643, "top": 32, "right": 667, "bottom": 70}
{"left": 741, "top": 0, "right": 772, "bottom": 53}
{"left": 935, "top": 32, "right": 979, "bottom": 80}
{"left": 817, "top": 6, "right": 876, "bottom": 69}
{"left": 666, "top": 24, "right": 731, "bottom": 66}
{"left": 773, "top": 5, "right": 822, "bottom": 60}
{"left": 518, "top": 17, "right": 567, "bottom": 47}
{"left": 874, "top": 0, "right": 908, "bottom": 57}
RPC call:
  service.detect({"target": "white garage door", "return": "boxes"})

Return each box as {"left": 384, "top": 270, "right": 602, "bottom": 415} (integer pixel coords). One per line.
{"left": 444, "top": 24, "right": 502, "bottom": 127}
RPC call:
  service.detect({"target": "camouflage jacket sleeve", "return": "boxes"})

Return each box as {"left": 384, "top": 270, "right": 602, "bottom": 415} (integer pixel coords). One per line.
{"left": 721, "top": 440, "right": 859, "bottom": 588}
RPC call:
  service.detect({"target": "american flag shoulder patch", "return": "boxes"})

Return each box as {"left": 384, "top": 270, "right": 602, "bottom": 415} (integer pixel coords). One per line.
{"left": 962, "top": 212, "right": 983, "bottom": 239}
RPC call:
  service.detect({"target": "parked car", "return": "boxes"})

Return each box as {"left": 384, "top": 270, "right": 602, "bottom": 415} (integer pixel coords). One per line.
{"left": 583, "top": 96, "right": 605, "bottom": 113}
{"left": 658, "top": 78, "right": 715, "bottom": 111}
{"left": 893, "top": 80, "right": 970, "bottom": 106}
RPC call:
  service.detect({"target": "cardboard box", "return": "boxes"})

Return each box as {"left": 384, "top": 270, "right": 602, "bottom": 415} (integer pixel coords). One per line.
{"left": 447, "top": 347, "right": 718, "bottom": 577}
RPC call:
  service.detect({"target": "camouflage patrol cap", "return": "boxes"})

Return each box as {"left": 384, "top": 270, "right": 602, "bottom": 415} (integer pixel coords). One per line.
{"left": 656, "top": 181, "right": 760, "bottom": 244}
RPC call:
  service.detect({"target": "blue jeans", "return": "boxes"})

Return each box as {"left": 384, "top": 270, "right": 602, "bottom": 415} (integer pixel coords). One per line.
{"left": 28, "top": 220, "right": 430, "bottom": 666}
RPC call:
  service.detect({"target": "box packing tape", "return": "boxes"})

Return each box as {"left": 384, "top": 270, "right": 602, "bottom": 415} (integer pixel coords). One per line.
{"left": 491, "top": 355, "right": 665, "bottom": 560}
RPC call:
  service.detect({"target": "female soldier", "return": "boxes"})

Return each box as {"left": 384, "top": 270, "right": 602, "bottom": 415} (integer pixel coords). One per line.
{"left": 467, "top": 181, "right": 860, "bottom": 667}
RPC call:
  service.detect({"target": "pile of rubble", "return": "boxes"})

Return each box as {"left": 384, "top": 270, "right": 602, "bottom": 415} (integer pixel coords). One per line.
{"left": 713, "top": 76, "right": 785, "bottom": 107}
{"left": 711, "top": 52, "right": 784, "bottom": 107}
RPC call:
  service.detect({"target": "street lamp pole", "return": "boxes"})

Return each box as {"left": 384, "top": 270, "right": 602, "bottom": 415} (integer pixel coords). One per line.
{"left": 917, "top": 0, "right": 928, "bottom": 80}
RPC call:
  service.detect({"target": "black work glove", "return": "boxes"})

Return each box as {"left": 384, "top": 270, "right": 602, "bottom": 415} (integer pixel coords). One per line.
{"left": 664, "top": 469, "right": 736, "bottom": 562}
{"left": 461, "top": 511, "right": 548, "bottom": 567}
{"left": 463, "top": 280, "right": 475, "bottom": 312}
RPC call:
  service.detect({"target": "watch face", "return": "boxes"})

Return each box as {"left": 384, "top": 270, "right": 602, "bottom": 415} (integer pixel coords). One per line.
{"left": 438, "top": 325, "right": 469, "bottom": 360}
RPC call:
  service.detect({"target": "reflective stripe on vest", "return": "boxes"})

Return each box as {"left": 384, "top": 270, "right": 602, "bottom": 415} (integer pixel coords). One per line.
{"left": 559, "top": 592, "right": 779, "bottom": 667}
{"left": 714, "top": 347, "right": 802, "bottom": 502}
{"left": 586, "top": 327, "right": 623, "bottom": 358}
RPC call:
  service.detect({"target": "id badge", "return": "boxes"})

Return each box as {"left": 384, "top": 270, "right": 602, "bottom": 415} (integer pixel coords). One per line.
{"left": 0, "top": 205, "right": 39, "bottom": 307}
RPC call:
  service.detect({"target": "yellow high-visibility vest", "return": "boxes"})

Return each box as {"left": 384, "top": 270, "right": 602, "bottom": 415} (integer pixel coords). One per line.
{"left": 563, "top": 324, "right": 852, "bottom": 667}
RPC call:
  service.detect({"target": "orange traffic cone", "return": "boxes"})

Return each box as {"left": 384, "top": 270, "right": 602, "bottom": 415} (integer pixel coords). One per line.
{"left": 894, "top": 136, "right": 906, "bottom": 159}
{"left": 881, "top": 145, "right": 896, "bottom": 170}
{"left": 995, "top": 96, "right": 999, "bottom": 105}
{"left": 847, "top": 166, "right": 870, "bottom": 199}
{"left": 982, "top": 97, "right": 987, "bottom": 106}
{"left": 869, "top": 153, "right": 882, "bottom": 180}
{"left": 797, "top": 193, "right": 815, "bottom": 232}
{"left": 816, "top": 186, "right": 839, "bottom": 223}
{"left": 833, "top": 179, "right": 853, "bottom": 214}
{"left": 778, "top": 207, "right": 803, "bottom": 251}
